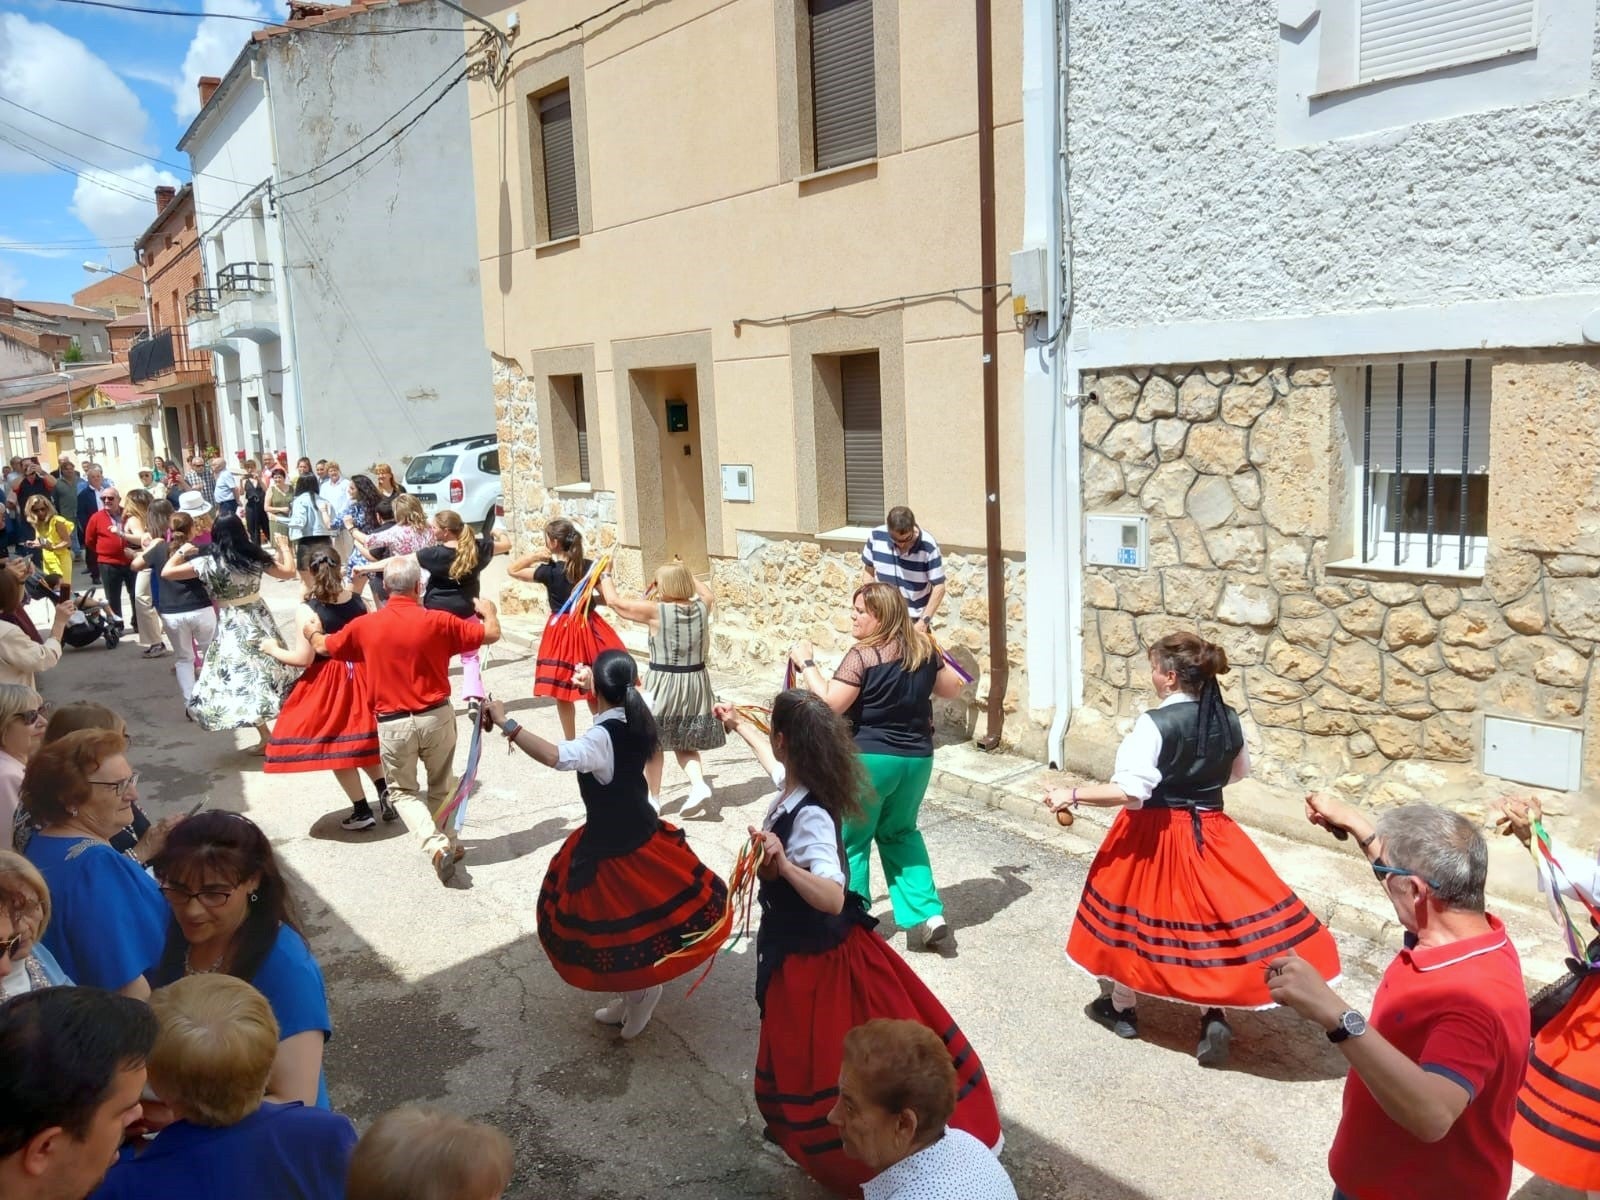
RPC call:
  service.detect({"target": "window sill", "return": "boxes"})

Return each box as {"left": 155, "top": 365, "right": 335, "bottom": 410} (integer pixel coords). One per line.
{"left": 816, "top": 524, "right": 872, "bottom": 545}
{"left": 1325, "top": 557, "right": 1484, "bottom": 584}
{"left": 551, "top": 482, "right": 598, "bottom": 496}
{"left": 796, "top": 158, "right": 878, "bottom": 188}
{"left": 534, "top": 235, "right": 580, "bottom": 254}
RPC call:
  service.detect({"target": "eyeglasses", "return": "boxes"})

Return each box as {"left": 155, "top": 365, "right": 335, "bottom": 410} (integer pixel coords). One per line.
{"left": 87, "top": 771, "right": 139, "bottom": 799}
{"left": 158, "top": 883, "right": 241, "bottom": 908}
{"left": 1372, "top": 858, "right": 1438, "bottom": 890}
{"left": 13, "top": 703, "right": 49, "bottom": 725}
{"left": 0, "top": 931, "right": 22, "bottom": 958}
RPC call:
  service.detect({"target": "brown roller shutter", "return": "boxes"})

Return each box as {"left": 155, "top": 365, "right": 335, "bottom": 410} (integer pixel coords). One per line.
{"left": 538, "top": 88, "right": 579, "bottom": 240}
{"left": 809, "top": 0, "right": 876, "bottom": 170}
{"left": 573, "top": 375, "right": 590, "bottom": 483}
{"left": 841, "top": 352, "right": 883, "bottom": 527}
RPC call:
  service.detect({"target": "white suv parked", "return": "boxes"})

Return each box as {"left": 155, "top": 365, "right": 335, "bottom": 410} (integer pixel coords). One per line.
{"left": 403, "top": 434, "right": 503, "bottom": 534}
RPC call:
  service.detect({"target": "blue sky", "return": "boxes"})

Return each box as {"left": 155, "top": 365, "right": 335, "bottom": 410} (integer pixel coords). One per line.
{"left": 0, "top": 0, "right": 286, "bottom": 303}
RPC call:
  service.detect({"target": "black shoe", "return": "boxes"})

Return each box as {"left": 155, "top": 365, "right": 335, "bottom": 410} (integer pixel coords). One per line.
{"left": 1197, "top": 1008, "right": 1232, "bottom": 1067}
{"left": 378, "top": 794, "right": 397, "bottom": 823}
{"left": 1086, "top": 995, "right": 1139, "bottom": 1039}
{"left": 340, "top": 805, "right": 377, "bottom": 832}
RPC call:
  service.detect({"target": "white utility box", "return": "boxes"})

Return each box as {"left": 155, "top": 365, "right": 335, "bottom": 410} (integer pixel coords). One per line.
{"left": 721, "top": 464, "right": 754, "bottom": 502}
{"left": 1482, "top": 716, "right": 1582, "bottom": 792}
{"left": 1009, "top": 247, "right": 1048, "bottom": 316}
{"left": 1086, "top": 513, "right": 1148, "bottom": 570}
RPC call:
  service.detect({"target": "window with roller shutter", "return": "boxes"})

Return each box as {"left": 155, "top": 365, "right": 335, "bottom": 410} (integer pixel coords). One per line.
{"left": 840, "top": 352, "right": 884, "bottom": 528}
{"left": 1342, "top": 357, "right": 1493, "bottom": 574}
{"left": 537, "top": 88, "right": 579, "bottom": 241}
{"left": 809, "top": 0, "right": 876, "bottom": 170}
{"left": 1316, "top": 0, "right": 1538, "bottom": 94}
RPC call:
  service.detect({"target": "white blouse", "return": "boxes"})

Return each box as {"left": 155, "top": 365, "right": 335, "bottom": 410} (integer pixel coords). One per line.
{"left": 552, "top": 706, "right": 627, "bottom": 785}
{"left": 762, "top": 766, "right": 847, "bottom": 886}
{"left": 862, "top": 1129, "right": 1017, "bottom": 1200}
{"left": 1109, "top": 693, "right": 1250, "bottom": 809}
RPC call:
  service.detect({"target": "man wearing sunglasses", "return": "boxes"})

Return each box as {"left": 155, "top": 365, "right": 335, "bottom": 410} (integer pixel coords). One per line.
{"left": 1267, "top": 796, "right": 1528, "bottom": 1200}
{"left": 860, "top": 507, "right": 946, "bottom": 633}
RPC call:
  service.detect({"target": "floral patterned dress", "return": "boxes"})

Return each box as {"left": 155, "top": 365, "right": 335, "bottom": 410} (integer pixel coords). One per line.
{"left": 188, "top": 556, "right": 299, "bottom": 731}
{"left": 344, "top": 501, "right": 380, "bottom": 583}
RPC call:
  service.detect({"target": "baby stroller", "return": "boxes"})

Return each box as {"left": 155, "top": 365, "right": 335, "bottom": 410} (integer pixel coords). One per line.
{"left": 23, "top": 574, "right": 122, "bottom": 650}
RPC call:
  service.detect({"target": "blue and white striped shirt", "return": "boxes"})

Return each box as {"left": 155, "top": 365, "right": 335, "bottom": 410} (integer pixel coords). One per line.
{"left": 862, "top": 527, "right": 945, "bottom": 617}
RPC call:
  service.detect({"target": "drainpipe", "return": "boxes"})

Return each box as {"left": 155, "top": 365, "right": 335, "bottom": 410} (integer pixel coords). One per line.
{"left": 975, "top": 0, "right": 1008, "bottom": 750}
{"left": 1045, "top": 0, "right": 1079, "bottom": 768}
{"left": 257, "top": 53, "right": 307, "bottom": 460}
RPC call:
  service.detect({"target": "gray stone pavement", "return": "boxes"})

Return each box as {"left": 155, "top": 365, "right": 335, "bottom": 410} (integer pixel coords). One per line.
{"left": 35, "top": 574, "right": 1575, "bottom": 1199}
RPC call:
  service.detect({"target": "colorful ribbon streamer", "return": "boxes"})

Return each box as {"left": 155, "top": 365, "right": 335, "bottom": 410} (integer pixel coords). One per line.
{"left": 1532, "top": 818, "right": 1600, "bottom": 964}
{"left": 655, "top": 832, "right": 766, "bottom": 997}
{"left": 556, "top": 550, "right": 614, "bottom": 619}
{"left": 929, "top": 633, "right": 974, "bottom": 684}
{"left": 733, "top": 704, "right": 772, "bottom": 735}
{"left": 435, "top": 697, "right": 483, "bottom": 832}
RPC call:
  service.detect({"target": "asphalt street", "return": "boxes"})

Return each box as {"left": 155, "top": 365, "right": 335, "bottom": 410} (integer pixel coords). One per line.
{"left": 35, "top": 573, "right": 1577, "bottom": 1200}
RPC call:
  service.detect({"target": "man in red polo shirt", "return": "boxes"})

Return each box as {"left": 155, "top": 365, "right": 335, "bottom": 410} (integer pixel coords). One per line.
{"left": 1268, "top": 798, "right": 1528, "bottom": 1200}
{"left": 82, "top": 486, "right": 138, "bottom": 628}
{"left": 313, "top": 556, "right": 500, "bottom": 885}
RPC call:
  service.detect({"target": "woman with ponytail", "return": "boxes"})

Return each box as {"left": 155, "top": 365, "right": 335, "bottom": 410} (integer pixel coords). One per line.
{"left": 413, "top": 509, "right": 510, "bottom": 700}
{"left": 714, "top": 692, "right": 1002, "bottom": 1195}
{"left": 482, "top": 650, "right": 727, "bottom": 1040}
{"left": 260, "top": 546, "right": 389, "bottom": 831}
{"left": 509, "top": 518, "right": 625, "bottom": 739}
{"left": 1045, "top": 630, "right": 1341, "bottom": 1066}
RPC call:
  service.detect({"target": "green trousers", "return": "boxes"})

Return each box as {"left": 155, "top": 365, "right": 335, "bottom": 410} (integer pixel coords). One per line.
{"left": 843, "top": 753, "right": 942, "bottom": 927}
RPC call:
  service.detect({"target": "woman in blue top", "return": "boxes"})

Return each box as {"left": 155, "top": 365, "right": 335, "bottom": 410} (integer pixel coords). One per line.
{"left": 19, "top": 727, "right": 167, "bottom": 997}
{"left": 144, "top": 810, "right": 333, "bottom": 1109}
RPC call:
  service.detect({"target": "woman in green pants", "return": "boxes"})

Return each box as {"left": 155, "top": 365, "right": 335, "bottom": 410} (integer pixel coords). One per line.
{"left": 789, "top": 581, "right": 968, "bottom": 950}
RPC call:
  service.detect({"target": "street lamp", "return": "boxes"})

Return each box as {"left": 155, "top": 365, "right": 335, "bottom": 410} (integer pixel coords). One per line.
{"left": 83, "top": 258, "right": 151, "bottom": 337}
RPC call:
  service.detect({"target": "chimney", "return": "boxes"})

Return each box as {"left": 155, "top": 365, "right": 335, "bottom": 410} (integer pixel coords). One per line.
{"left": 198, "top": 76, "right": 222, "bottom": 108}
{"left": 154, "top": 185, "right": 176, "bottom": 215}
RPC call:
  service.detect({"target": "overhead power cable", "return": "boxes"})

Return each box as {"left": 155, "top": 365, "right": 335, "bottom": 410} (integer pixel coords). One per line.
{"left": 0, "top": 94, "right": 251, "bottom": 186}
{"left": 44, "top": 0, "right": 467, "bottom": 35}
{"left": 0, "top": 122, "right": 229, "bottom": 216}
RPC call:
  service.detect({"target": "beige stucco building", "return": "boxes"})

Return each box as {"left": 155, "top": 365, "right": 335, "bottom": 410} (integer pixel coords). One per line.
{"left": 465, "top": 0, "right": 1033, "bottom": 744}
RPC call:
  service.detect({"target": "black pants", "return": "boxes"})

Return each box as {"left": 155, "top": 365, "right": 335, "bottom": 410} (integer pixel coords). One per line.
{"left": 99, "top": 564, "right": 134, "bottom": 624}
{"left": 245, "top": 505, "right": 268, "bottom": 545}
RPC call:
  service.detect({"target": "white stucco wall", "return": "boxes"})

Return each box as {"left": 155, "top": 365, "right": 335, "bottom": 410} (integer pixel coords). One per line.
{"left": 266, "top": 2, "right": 493, "bottom": 473}
{"left": 185, "top": 68, "right": 291, "bottom": 461}
{"left": 1067, "top": 1, "right": 1600, "bottom": 340}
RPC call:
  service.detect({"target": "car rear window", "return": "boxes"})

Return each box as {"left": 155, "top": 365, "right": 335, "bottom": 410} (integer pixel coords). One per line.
{"left": 478, "top": 450, "right": 500, "bottom": 475}
{"left": 406, "top": 454, "right": 456, "bottom": 485}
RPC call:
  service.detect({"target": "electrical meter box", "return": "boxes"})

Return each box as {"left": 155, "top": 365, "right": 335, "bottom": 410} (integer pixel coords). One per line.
{"left": 1085, "top": 513, "right": 1148, "bottom": 570}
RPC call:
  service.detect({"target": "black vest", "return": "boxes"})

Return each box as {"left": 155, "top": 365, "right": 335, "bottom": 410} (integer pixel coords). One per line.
{"left": 754, "top": 795, "right": 875, "bottom": 1013}
{"left": 570, "top": 720, "right": 659, "bottom": 889}
{"left": 308, "top": 594, "right": 369, "bottom": 639}
{"left": 1143, "top": 700, "right": 1243, "bottom": 849}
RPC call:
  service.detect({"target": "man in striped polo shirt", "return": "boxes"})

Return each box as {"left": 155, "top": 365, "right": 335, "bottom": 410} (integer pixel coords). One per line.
{"left": 861, "top": 506, "right": 946, "bottom": 631}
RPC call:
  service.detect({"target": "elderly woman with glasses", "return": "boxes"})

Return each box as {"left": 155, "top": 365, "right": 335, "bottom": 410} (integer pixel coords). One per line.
{"left": 0, "top": 850, "right": 70, "bottom": 995}
{"left": 143, "top": 810, "right": 333, "bottom": 1109}
{"left": 0, "top": 684, "right": 47, "bottom": 851}
{"left": 18, "top": 728, "right": 166, "bottom": 998}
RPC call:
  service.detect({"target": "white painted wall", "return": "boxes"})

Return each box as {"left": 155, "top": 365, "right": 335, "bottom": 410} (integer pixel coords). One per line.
{"left": 1065, "top": 0, "right": 1600, "bottom": 360}
{"left": 266, "top": 1, "right": 493, "bottom": 474}
{"left": 184, "top": 66, "right": 294, "bottom": 463}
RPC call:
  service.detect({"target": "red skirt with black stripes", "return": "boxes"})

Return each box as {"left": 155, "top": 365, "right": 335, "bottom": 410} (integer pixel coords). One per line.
{"left": 1514, "top": 973, "right": 1600, "bottom": 1189}
{"left": 1066, "top": 807, "right": 1340, "bottom": 1008}
{"left": 756, "top": 926, "right": 1002, "bottom": 1197}
{"left": 263, "top": 657, "right": 380, "bottom": 773}
{"left": 534, "top": 610, "right": 626, "bottom": 703}
{"left": 536, "top": 822, "right": 728, "bottom": 993}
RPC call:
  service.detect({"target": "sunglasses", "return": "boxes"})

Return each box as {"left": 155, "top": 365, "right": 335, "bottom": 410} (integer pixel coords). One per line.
{"left": 1372, "top": 858, "right": 1438, "bottom": 890}
{"left": 158, "top": 882, "right": 241, "bottom": 909}
{"left": 15, "top": 704, "right": 49, "bottom": 725}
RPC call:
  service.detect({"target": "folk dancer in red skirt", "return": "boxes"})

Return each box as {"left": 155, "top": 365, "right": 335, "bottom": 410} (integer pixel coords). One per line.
{"left": 482, "top": 649, "right": 726, "bottom": 1039}
{"left": 1045, "top": 631, "right": 1341, "bottom": 1066}
{"left": 716, "top": 691, "right": 1001, "bottom": 1197}
{"left": 508, "top": 518, "right": 624, "bottom": 740}
{"left": 1500, "top": 795, "right": 1600, "bottom": 1197}
{"left": 259, "top": 546, "right": 389, "bottom": 831}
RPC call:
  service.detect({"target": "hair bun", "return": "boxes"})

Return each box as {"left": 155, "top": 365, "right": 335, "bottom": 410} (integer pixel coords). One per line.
{"left": 1204, "top": 641, "right": 1230, "bottom": 676}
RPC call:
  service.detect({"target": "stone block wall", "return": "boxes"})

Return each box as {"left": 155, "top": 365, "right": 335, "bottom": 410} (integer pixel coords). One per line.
{"left": 1076, "top": 355, "right": 1600, "bottom": 807}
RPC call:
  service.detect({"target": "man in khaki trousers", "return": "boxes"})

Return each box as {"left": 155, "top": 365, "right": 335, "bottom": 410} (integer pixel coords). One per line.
{"left": 315, "top": 557, "right": 499, "bottom": 884}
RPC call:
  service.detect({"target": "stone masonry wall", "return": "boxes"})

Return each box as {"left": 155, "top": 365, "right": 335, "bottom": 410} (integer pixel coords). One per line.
{"left": 1075, "top": 356, "right": 1600, "bottom": 809}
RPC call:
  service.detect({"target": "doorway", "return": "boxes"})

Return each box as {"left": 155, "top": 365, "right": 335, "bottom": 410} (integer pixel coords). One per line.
{"left": 631, "top": 366, "right": 708, "bottom": 575}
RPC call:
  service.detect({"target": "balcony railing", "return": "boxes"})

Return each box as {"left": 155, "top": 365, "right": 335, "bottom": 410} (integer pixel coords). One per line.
{"left": 129, "top": 326, "right": 211, "bottom": 385}
{"left": 216, "top": 262, "right": 273, "bottom": 293}
{"left": 187, "top": 288, "right": 218, "bottom": 316}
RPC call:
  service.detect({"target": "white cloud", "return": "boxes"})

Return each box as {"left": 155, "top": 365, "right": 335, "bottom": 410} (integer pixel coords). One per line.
{"left": 0, "top": 258, "right": 27, "bottom": 297}
{"left": 0, "top": 235, "right": 69, "bottom": 260}
{"left": 0, "top": 14, "right": 154, "bottom": 175}
{"left": 173, "top": 0, "right": 285, "bottom": 123}
{"left": 71, "top": 164, "right": 182, "bottom": 268}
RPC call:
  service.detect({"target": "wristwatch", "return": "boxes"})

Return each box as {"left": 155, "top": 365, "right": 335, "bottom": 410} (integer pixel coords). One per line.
{"left": 501, "top": 717, "right": 521, "bottom": 739}
{"left": 1327, "top": 1010, "right": 1368, "bottom": 1043}
{"left": 802, "top": 659, "right": 817, "bottom": 669}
